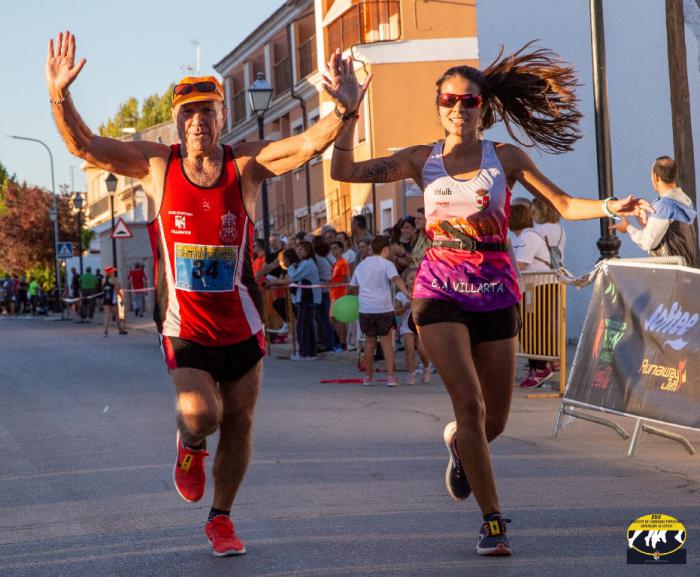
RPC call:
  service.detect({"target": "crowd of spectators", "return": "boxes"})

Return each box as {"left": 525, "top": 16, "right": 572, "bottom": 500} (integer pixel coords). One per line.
{"left": 255, "top": 213, "right": 434, "bottom": 383}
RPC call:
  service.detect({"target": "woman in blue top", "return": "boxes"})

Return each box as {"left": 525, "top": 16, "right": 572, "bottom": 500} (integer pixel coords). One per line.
{"left": 285, "top": 241, "right": 321, "bottom": 360}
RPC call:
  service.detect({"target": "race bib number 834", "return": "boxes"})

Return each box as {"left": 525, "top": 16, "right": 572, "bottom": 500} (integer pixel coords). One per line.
{"left": 175, "top": 243, "right": 237, "bottom": 292}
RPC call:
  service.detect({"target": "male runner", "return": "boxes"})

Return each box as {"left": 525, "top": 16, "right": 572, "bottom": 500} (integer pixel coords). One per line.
{"left": 46, "top": 30, "right": 367, "bottom": 557}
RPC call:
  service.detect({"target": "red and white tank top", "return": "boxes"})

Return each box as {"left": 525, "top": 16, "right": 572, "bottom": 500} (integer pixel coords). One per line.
{"left": 148, "top": 144, "right": 263, "bottom": 346}
{"left": 413, "top": 139, "right": 520, "bottom": 311}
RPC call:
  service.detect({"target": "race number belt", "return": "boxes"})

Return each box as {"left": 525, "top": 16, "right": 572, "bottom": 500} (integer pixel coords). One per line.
{"left": 432, "top": 239, "right": 507, "bottom": 252}
{"left": 433, "top": 220, "right": 507, "bottom": 252}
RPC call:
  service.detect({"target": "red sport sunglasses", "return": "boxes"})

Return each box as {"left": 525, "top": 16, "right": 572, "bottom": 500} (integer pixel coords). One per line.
{"left": 437, "top": 93, "right": 483, "bottom": 109}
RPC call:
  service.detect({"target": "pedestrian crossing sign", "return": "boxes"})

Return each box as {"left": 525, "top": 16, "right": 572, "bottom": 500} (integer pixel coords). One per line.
{"left": 111, "top": 218, "right": 133, "bottom": 239}
{"left": 57, "top": 242, "right": 73, "bottom": 259}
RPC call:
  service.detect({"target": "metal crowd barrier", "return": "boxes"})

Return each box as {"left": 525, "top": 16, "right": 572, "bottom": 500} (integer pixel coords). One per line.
{"left": 516, "top": 271, "right": 567, "bottom": 398}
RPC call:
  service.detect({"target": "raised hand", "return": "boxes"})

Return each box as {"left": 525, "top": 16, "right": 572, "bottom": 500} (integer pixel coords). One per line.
{"left": 322, "top": 48, "right": 372, "bottom": 116}
{"left": 609, "top": 195, "right": 653, "bottom": 226}
{"left": 609, "top": 218, "right": 629, "bottom": 234}
{"left": 46, "top": 31, "right": 86, "bottom": 99}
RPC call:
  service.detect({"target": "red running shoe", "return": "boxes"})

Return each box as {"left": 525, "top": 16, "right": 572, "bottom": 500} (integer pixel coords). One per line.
{"left": 518, "top": 368, "right": 553, "bottom": 388}
{"left": 173, "top": 431, "right": 208, "bottom": 502}
{"left": 205, "top": 515, "right": 247, "bottom": 556}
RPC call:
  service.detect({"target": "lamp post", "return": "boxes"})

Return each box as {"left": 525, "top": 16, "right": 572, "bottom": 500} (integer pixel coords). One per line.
{"left": 73, "top": 192, "right": 84, "bottom": 276}
{"left": 105, "top": 173, "right": 118, "bottom": 269}
{"left": 9, "top": 135, "right": 64, "bottom": 319}
{"left": 248, "top": 72, "right": 273, "bottom": 253}
{"left": 589, "top": 0, "right": 620, "bottom": 259}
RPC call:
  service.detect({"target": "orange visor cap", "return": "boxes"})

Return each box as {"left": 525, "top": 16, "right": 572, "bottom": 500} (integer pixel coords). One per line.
{"left": 172, "top": 76, "right": 224, "bottom": 108}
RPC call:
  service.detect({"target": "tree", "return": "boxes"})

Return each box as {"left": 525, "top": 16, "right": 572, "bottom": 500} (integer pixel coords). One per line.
{"left": 0, "top": 160, "right": 16, "bottom": 217}
{"left": 0, "top": 181, "right": 78, "bottom": 275}
{"left": 0, "top": 161, "right": 9, "bottom": 187}
{"left": 99, "top": 84, "right": 174, "bottom": 137}
{"left": 98, "top": 97, "right": 139, "bottom": 137}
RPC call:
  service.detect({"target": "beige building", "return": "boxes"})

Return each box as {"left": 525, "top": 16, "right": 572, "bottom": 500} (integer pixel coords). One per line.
{"left": 84, "top": 0, "right": 480, "bottom": 248}
{"left": 214, "top": 0, "right": 479, "bottom": 235}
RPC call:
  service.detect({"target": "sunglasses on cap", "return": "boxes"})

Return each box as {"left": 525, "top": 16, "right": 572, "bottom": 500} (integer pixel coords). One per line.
{"left": 438, "top": 93, "right": 483, "bottom": 109}
{"left": 173, "top": 81, "right": 222, "bottom": 97}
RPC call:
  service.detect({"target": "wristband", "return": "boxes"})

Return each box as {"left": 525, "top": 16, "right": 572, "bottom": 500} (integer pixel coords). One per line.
{"left": 602, "top": 197, "right": 621, "bottom": 221}
{"left": 333, "top": 144, "right": 354, "bottom": 152}
{"left": 333, "top": 105, "right": 359, "bottom": 121}
{"left": 49, "top": 93, "right": 68, "bottom": 105}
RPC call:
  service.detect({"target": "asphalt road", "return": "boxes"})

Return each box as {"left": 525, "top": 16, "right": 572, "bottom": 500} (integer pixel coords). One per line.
{"left": 0, "top": 316, "right": 697, "bottom": 576}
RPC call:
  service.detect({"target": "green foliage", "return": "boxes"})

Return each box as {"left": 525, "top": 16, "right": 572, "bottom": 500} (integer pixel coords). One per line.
{"left": 81, "top": 227, "right": 95, "bottom": 254}
{"left": 0, "top": 160, "right": 14, "bottom": 217}
{"left": 25, "top": 264, "right": 55, "bottom": 291}
{"left": 0, "top": 161, "right": 9, "bottom": 187}
{"left": 99, "top": 84, "right": 175, "bottom": 137}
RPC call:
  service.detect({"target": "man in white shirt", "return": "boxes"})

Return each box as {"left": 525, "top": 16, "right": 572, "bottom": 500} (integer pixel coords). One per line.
{"left": 350, "top": 236, "right": 410, "bottom": 386}
{"left": 611, "top": 156, "right": 697, "bottom": 267}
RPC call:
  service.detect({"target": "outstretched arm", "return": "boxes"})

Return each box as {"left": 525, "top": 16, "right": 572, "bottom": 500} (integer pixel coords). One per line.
{"left": 238, "top": 50, "right": 370, "bottom": 185}
{"left": 330, "top": 116, "right": 427, "bottom": 184}
{"left": 46, "top": 31, "right": 168, "bottom": 179}
{"left": 502, "top": 144, "right": 653, "bottom": 222}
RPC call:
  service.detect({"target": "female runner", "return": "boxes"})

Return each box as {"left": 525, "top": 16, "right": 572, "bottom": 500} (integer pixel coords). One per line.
{"left": 331, "top": 44, "right": 651, "bottom": 556}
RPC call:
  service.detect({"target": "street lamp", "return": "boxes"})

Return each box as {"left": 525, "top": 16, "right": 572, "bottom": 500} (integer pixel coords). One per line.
{"left": 8, "top": 135, "right": 64, "bottom": 319}
{"left": 248, "top": 72, "right": 273, "bottom": 252}
{"left": 73, "top": 192, "right": 84, "bottom": 276}
{"left": 105, "top": 173, "right": 118, "bottom": 269}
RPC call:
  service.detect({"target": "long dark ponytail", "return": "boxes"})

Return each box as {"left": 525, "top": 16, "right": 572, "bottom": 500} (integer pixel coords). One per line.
{"left": 436, "top": 42, "right": 582, "bottom": 154}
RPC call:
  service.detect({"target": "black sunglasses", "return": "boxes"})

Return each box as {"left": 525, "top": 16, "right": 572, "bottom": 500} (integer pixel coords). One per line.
{"left": 173, "top": 81, "right": 221, "bottom": 97}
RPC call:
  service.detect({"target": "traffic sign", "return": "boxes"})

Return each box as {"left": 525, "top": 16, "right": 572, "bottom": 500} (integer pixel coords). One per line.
{"left": 57, "top": 242, "right": 73, "bottom": 259}
{"left": 111, "top": 218, "right": 133, "bottom": 239}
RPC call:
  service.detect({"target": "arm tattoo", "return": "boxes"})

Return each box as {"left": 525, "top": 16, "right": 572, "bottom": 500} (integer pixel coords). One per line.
{"left": 352, "top": 159, "right": 403, "bottom": 183}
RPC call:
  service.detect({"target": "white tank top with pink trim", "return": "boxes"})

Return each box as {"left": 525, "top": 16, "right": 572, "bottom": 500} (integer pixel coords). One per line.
{"left": 413, "top": 139, "right": 520, "bottom": 311}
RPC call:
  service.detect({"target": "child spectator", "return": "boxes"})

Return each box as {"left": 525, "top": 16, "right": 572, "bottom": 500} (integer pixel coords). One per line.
{"left": 394, "top": 267, "right": 431, "bottom": 384}
{"left": 350, "top": 236, "right": 410, "bottom": 386}
{"left": 329, "top": 241, "right": 349, "bottom": 351}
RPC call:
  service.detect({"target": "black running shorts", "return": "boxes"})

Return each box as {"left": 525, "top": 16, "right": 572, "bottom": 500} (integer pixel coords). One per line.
{"left": 359, "top": 311, "right": 396, "bottom": 337}
{"left": 160, "top": 332, "right": 265, "bottom": 382}
{"left": 410, "top": 298, "right": 521, "bottom": 344}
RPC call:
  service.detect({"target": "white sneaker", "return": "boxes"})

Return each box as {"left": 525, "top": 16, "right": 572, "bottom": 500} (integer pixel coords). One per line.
{"left": 422, "top": 368, "right": 432, "bottom": 384}
{"left": 406, "top": 373, "right": 417, "bottom": 385}
{"left": 386, "top": 376, "right": 399, "bottom": 387}
{"left": 268, "top": 322, "right": 288, "bottom": 334}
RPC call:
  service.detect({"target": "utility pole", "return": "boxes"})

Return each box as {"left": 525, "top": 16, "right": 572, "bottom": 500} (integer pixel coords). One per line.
{"left": 665, "top": 0, "right": 696, "bottom": 204}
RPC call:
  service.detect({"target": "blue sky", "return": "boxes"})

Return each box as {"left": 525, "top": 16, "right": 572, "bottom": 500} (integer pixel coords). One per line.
{"left": 1, "top": 0, "right": 285, "bottom": 192}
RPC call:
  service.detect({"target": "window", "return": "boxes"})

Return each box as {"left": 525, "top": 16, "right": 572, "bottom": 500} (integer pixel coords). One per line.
{"left": 274, "top": 57, "right": 291, "bottom": 96}
{"left": 232, "top": 91, "right": 246, "bottom": 125}
{"left": 325, "top": 1, "right": 400, "bottom": 55}
{"left": 298, "top": 35, "right": 317, "bottom": 79}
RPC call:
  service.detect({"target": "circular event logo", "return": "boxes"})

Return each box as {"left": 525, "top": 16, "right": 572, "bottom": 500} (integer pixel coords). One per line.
{"left": 627, "top": 514, "right": 686, "bottom": 564}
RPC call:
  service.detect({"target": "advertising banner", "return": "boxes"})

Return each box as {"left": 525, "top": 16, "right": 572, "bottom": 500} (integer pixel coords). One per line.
{"left": 566, "top": 261, "right": 700, "bottom": 430}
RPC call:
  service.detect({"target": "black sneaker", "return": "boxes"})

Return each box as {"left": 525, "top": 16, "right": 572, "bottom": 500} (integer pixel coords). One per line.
{"left": 443, "top": 421, "right": 471, "bottom": 501}
{"left": 477, "top": 514, "right": 512, "bottom": 556}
